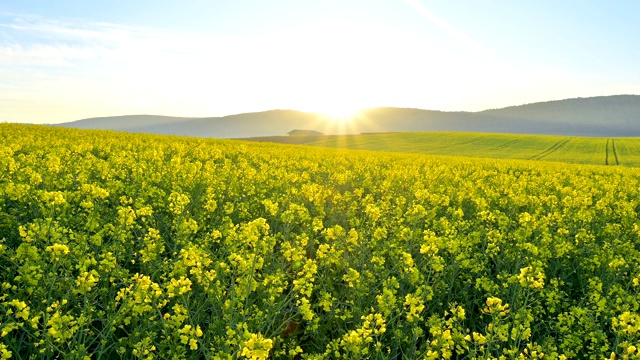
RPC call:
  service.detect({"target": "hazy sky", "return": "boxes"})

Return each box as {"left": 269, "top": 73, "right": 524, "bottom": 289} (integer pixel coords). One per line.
{"left": 2, "top": 1, "right": 640, "bottom": 123}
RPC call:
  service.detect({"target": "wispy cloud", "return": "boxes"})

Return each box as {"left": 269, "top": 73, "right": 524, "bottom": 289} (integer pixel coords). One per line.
{"left": 0, "top": 13, "right": 318, "bottom": 121}
{"left": 1, "top": 15, "right": 178, "bottom": 67}
{"left": 403, "top": 0, "right": 491, "bottom": 60}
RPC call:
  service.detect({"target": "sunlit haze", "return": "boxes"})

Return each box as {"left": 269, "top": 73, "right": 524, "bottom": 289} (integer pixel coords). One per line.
{"left": 2, "top": 1, "right": 640, "bottom": 123}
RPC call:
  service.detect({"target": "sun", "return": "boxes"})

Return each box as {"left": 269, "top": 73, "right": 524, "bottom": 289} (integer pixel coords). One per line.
{"left": 315, "top": 104, "right": 363, "bottom": 122}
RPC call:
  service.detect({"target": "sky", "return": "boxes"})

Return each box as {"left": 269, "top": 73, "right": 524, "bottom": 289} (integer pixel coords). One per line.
{"left": 1, "top": 1, "right": 640, "bottom": 124}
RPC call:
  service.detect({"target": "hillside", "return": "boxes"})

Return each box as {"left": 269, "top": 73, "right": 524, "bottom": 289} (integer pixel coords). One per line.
{"left": 57, "top": 95, "right": 640, "bottom": 137}
{"left": 477, "top": 95, "right": 640, "bottom": 135}
{"left": 56, "top": 110, "right": 322, "bottom": 138}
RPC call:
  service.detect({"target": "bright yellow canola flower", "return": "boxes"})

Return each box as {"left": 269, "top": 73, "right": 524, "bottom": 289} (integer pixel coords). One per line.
{"left": 0, "top": 344, "right": 11, "bottom": 360}
{"left": 240, "top": 333, "right": 273, "bottom": 360}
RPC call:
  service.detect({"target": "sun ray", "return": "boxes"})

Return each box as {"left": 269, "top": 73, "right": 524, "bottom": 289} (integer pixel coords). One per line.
{"left": 315, "top": 105, "right": 363, "bottom": 122}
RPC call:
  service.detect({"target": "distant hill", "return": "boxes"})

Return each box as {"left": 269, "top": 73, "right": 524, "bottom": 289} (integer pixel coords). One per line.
{"left": 57, "top": 110, "right": 322, "bottom": 138}
{"left": 57, "top": 95, "right": 640, "bottom": 138}
{"left": 476, "top": 95, "right": 640, "bottom": 136}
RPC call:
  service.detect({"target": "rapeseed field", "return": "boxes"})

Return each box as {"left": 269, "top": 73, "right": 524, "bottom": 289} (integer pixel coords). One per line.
{"left": 2, "top": 124, "right": 640, "bottom": 359}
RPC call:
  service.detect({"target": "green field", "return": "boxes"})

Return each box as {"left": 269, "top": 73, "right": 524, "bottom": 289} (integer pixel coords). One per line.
{"left": 266, "top": 132, "right": 640, "bottom": 167}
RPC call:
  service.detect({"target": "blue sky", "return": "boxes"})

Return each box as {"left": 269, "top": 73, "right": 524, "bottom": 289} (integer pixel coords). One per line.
{"left": 1, "top": 1, "right": 639, "bottom": 123}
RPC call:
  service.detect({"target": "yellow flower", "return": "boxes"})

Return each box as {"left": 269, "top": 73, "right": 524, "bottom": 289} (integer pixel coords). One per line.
{"left": 189, "top": 338, "right": 198, "bottom": 350}
{"left": 627, "top": 345, "right": 636, "bottom": 355}
{"left": 178, "top": 324, "right": 203, "bottom": 351}
{"left": 74, "top": 270, "right": 100, "bottom": 294}
{"left": 404, "top": 293, "right": 425, "bottom": 323}
{"left": 46, "top": 243, "right": 70, "bottom": 258}
{"left": 343, "top": 268, "right": 360, "bottom": 288}
{"left": 483, "top": 297, "right": 510, "bottom": 315}
{"left": 0, "top": 343, "right": 11, "bottom": 360}
{"left": 240, "top": 333, "right": 273, "bottom": 360}
{"left": 472, "top": 332, "right": 487, "bottom": 344}
{"left": 166, "top": 276, "right": 192, "bottom": 298}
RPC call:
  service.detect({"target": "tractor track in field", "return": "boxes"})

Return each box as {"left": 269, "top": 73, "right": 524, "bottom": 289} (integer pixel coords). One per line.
{"left": 606, "top": 139, "right": 620, "bottom": 166}
{"left": 488, "top": 138, "right": 521, "bottom": 151}
{"left": 529, "top": 139, "right": 571, "bottom": 161}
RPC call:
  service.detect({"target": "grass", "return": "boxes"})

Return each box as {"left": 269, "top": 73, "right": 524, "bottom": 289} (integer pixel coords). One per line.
{"left": 610, "top": 138, "right": 640, "bottom": 167}
{"left": 257, "top": 132, "right": 640, "bottom": 167}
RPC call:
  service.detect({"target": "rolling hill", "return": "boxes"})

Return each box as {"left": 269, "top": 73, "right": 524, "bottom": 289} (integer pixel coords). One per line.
{"left": 57, "top": 95, "right": 640, "bottom": 138}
